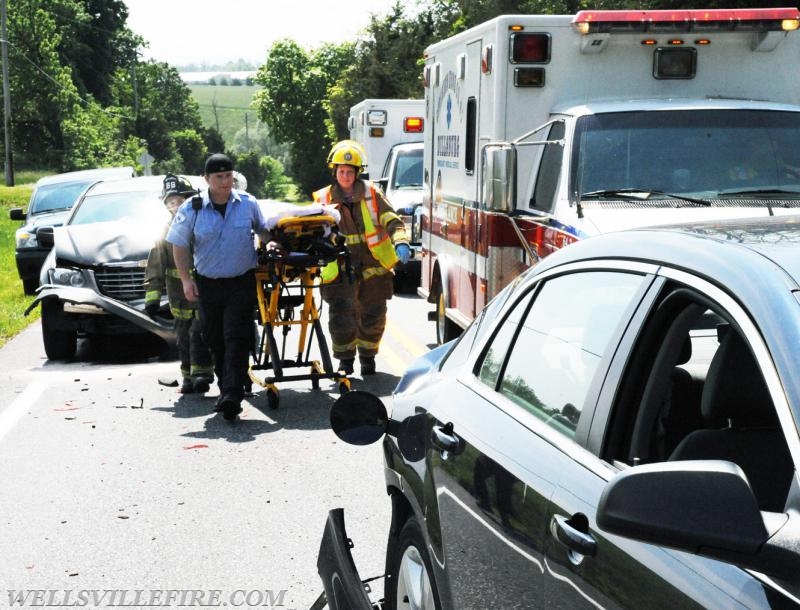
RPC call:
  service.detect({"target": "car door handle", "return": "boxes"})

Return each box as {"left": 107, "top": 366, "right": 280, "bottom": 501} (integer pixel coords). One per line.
{"left": 550, "top": 514, "right": 597, "bottom": 558}
{"left": 431, "top": 422, "right": 460, "bottom": 453}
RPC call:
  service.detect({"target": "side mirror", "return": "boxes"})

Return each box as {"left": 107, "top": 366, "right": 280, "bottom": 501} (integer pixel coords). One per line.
{"left": 37, "top": 227, "right": 55, "bottom": 249}
{"left": 481, "top": 144, "right": 516, "bottom": 212}
{"left": 329, "top": 391, "right": 388, "bottom": 446}
{"left": 377, "top": 177, "right": 388, "bottom": 191}
{"left": 329, "top": 391, "right": 427, "bottom": 462}
{"left": 9, "top": 207, "right": 25, "bottom": 221}
{"left": 598, "top": 460, "right": 800, "bottom": 580}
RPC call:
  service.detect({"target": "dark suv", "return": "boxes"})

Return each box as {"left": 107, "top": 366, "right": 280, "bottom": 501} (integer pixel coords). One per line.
{"left": 10, "top": 167, "right": 134, "bottom": 294}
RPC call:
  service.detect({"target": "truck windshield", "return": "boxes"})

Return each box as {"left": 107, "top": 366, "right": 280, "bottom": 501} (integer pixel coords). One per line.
{"left": 574, "top": 110, "right": 800, "bottom": 202}
{"left": 391, "top": 147, "right": 423, "bottom": 189}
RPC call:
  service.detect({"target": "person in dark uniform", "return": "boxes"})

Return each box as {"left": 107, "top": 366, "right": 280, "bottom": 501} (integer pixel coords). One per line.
{"left": 145, "top": 174, "right": 213, "bottom": 394}
{"left": 167, "top": 154, "right": 270, "bottom": 421}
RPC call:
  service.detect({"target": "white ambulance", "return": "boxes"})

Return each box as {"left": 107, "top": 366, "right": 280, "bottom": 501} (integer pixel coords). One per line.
{"left": 421, "top": 8, "right": 800, "bottom": 343}
{"left": 348, "top": 98, "right": 425, "bottom": 179}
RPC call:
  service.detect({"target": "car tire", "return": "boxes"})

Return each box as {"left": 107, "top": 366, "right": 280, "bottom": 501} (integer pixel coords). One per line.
{"left": 386, "top": 516, "right": 441, "bottom": 610}
{"left": 41, "top": 300, "right": 77, "bottom": 361}
{"left": 435, "top": 279, "right": 461, "bottom": 345}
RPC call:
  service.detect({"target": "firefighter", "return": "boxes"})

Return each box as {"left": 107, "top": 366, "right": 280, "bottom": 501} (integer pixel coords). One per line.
{"left": 313, "top": 140, "right": 411, "bottom": 375}
{"left": 145, "top": 174, "right": 214, "bottom": 394}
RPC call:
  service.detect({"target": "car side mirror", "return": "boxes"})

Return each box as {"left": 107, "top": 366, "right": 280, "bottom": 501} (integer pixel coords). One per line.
{"left": 37, "top": 227, "right": 55, "bottom": 249}
{"left": 597, "top": 460, "right": 800, "bottom": 581}
{"left": 329, "top": 391, "right": 426, "bottom": 461}
{"left": 9, "top": 207, "right": 25, "bottom": 221}
{"left": 377, "top": 177, "right": 388, "bottom": 191}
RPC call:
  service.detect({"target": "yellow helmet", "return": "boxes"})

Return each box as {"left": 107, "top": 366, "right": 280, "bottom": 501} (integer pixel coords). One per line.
{"left": 327, "top": 140, "right": 367, "bottom": 174}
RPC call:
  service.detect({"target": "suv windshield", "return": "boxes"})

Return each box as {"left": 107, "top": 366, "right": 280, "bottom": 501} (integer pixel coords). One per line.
{"left": 31, "top": 181, "right": 94, "bottom": 215}
{"left": 573, "top": 110, "right": 800, "bottom": 202}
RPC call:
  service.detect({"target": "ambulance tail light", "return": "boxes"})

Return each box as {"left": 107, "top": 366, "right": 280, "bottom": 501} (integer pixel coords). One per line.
{"left": 510, "top": 32, "right": 551, "bottom": 63}
{"left": 404, "top": 117, "right": 424, "bottom": 133}
{"left": 572, "top": 8, "right": 800, "bottom": 34}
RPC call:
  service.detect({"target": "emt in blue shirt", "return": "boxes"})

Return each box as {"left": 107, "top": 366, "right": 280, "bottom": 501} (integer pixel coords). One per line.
{"left": 167, "top": 153, "right": 270, "bottom": 421}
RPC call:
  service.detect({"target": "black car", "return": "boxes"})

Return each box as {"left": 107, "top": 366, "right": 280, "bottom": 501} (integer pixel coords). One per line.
{"left": 10, "top": 166, "right": 134, "bottom": 294}
{"left": 319, "top": 215, "right": 800, "bottom": 608}
{"left": 25, "top": 175, "right": 202, "bottom": 361}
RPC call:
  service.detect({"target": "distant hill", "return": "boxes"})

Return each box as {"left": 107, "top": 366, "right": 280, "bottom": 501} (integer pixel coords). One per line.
{"left": 189, "top": 84, "right": 260, "bottom": 146}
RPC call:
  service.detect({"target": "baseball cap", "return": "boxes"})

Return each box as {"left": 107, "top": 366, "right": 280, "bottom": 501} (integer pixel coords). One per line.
{"left": 204, "top": 153, "right": 234, "bottom": 175}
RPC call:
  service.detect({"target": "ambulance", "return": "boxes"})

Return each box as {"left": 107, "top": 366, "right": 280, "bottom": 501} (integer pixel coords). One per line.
{"left": 347, "top": 98, "right": 425, "bottom": 179}
{"left": 420, "top": 8, "right": 800, "bottom": 343}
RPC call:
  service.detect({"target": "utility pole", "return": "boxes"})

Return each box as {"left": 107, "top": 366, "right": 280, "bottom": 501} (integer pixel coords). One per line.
{"left": 1, "top": 0, "right": 13, "bottom": 186}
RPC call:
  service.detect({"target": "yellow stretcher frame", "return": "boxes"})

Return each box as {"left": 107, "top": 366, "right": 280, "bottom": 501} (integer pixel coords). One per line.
{"left": 248, "top": 214, "right": 351, "bottom": 409}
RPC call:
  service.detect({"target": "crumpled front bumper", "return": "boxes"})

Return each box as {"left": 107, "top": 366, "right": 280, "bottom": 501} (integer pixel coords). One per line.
{"left": 25, "top": 285, "right": 177, "bottom": 345}
{"left": 313, "top": 508, "right": 381, "bottom": 610}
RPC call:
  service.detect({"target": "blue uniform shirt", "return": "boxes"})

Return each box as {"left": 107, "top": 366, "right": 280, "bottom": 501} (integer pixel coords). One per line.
{"left": 166, "top": 189, "right": 268, "bottom": 279}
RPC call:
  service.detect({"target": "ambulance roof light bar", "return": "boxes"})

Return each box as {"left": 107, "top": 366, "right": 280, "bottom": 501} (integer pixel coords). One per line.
{"left": 572, "top": 8, "right": 800, "bottom": 35}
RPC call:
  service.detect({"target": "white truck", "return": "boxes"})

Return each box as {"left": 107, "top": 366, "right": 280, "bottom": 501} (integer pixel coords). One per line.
{"left": 420, "top": 8, "right": 800, "bottom": 342}
{"left": 348, "top": 98, "right": 426, "bottom": 292}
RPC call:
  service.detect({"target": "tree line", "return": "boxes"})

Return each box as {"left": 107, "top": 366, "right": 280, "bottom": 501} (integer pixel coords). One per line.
{"left": 3, "top": 0, "right": 791, "bottom": 199}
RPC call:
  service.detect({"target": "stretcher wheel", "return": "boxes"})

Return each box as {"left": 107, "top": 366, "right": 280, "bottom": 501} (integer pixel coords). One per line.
{"left": 266, "top": 387, "right": 280, "bottom": 410}
{"left": 338, "top": 379, "right": 351, "bottom": 395}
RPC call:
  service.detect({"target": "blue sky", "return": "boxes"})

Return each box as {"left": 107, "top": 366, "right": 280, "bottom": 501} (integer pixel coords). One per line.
{"left": 125, "top": 0, "right": 402, "bottom": 66}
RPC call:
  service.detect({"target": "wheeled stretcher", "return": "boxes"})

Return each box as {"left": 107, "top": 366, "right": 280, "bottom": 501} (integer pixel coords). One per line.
{"left": 249, "top": 208, "right": 352, "bottom": 409}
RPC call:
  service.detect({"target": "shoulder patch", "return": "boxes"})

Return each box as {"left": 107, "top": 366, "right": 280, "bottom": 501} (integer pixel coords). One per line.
{"left": 174, "top": 211, "right": 187, "bottom": 224}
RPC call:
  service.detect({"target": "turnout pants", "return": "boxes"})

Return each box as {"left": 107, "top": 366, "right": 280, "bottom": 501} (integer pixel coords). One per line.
{"left": 322, "top": 272, "right": 393, "bottom": 360}
{"left": 196, "top": 271, "right": 256, "bottom": 399}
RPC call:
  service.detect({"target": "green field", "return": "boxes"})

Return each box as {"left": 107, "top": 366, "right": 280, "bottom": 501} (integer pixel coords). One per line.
{"left": 189, "top": 84, "right": 260, "bottom": 146}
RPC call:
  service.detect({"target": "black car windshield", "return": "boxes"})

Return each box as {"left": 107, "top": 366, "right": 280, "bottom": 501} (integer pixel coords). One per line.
{"left": 71, "top": 192, "right": 167, "bottom": 225}
{"left": 31, "top": 181, "right": 93, "bottom": 215}
{"left": 573, "top": 109, "right": 800, "bottom": 202}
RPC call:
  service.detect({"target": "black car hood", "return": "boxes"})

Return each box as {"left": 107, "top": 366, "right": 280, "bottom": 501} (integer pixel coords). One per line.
{"left": 54, "top": 220, "right": 159, "bottom": 265}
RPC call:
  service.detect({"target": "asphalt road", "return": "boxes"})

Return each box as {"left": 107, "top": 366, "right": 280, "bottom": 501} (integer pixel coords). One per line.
{"left": 0, "top": 293, "right": 437, "bottom": 609}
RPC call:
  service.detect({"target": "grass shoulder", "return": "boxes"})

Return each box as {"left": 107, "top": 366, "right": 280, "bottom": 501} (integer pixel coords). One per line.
{"left": 0, "top": 181, "right": 40, "bottom": 348}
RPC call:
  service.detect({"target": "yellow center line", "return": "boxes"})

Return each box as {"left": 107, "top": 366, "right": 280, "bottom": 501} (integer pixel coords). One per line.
{"left": 385, "top": 318, "right": 429, "bottom": 360}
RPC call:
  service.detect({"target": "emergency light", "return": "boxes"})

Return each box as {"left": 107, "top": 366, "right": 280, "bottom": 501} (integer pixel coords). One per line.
{"left": 403, "top": 117, "right": 424, "bottom": 133}
{"left": 510, "top": 33, "right": 550, "bottom": 63}
{"left": 572, "top": 8, "right": 800, "bottom": 34}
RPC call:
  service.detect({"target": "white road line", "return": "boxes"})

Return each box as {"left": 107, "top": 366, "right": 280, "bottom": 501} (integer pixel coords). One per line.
{"left": 0, "top": 381, "right": 46, "bottom": 443}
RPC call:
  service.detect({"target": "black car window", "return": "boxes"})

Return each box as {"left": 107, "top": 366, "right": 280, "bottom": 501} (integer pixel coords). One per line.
{"left": 480, "top": 271, "right": 647, "bottom": 439}
{"left": 606, "top": 285, "right": 794, "bottom": 512}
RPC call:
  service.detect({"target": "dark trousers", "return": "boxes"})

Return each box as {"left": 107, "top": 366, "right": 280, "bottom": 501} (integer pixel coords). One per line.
{"left": 175, "top": 314, "right": 213, "bottom": 379}
{"left": 196, "top": 271, "right": 255, "bottom": 399}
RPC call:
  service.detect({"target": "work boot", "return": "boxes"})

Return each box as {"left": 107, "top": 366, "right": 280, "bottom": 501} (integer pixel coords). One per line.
{"left": 218, "top": 394, "right": 243, "bottom": 422}
{"left": 179, "top": 377, "right": 195, "bottom": 394}
{"left": 360, "top": 356, "right": 376, "bottom": 376}
{"left": 192, "top": 375, "right": 213, "bottom": 394}
{"left": 338, "top": 358, "right": 354, "bottom": 375}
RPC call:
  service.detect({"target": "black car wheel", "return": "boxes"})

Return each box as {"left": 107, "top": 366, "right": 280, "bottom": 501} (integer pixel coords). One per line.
{"left": 387, "top": 516, "right": 441, "bottom": 610}
{"left": 41, "top": 300, "right": 77, "bottom": 361}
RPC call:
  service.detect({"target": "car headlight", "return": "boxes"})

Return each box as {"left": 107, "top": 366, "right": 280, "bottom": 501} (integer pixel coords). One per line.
{"left": 51, "top": 268, "right": 86, "bottom": 287}
{"left": 15, "top": 229, "right": 37, "bottom": 249}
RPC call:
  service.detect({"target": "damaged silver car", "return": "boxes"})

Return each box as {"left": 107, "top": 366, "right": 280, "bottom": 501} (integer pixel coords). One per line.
{"left": 25, "top": 175, "right": 203, "bottom": 360}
